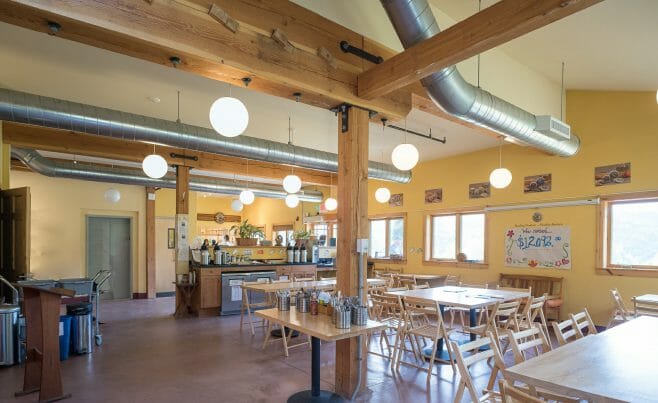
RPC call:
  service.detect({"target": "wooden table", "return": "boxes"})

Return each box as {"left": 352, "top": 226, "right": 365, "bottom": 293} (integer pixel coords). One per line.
{"left": 256, "top": 308, "right": 386, "bottom": 403}
{"left": 386, "top": 286, "right": 530, "bottom": 359}
{"left": 505, "top": 316, "right": 658, "bottom": 402}
{"left": 242, "top": 278, "right": 387, "bottom": 293}
{"left": 397, "top": 273, "right": 447, "bottom": 287}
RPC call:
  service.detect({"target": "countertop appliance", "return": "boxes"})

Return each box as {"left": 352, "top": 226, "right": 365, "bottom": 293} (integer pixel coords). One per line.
{"left": 220, "top": 271, "right": 276, "bottom": 315}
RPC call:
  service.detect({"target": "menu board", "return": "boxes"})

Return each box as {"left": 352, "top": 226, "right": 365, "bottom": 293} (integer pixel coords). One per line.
{"left": 505, "top": 226, "right": 571, "bottom": 269}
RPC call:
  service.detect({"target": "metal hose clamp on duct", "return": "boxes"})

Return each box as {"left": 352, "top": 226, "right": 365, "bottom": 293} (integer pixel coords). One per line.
{"left": 11, "top": 147, "right": 324, "bottom": 202}
{"left": 380, "top": 0, "right": 581, "bottom": 157}
{"left": 0, "top": 89, "right": 411, "bottom": 183}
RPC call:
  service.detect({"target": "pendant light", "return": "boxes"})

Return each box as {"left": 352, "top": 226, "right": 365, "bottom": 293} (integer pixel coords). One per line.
{"left": 324, "top": 174, "right": 337, "bottom": 211}
{"left": 282, "top": 102, "right": 301, "bottom": 193}
{"left": 142, "top": 143, "right": 168, "bottom": 179}
{"left": 231, "top": 199, "right": 244, "bottom": 212}
{"left": 104, "top": 188, "right": 121, "bottom": 203}
{"left": 489, "top": 140, "right": 512, "bottom": 189}
{"left": 375, "top": 125, "right": 391, "bottom": 203}
{"left": 391, "top": 120, "right": 419, "bottom": 171}
{"left": 209, "top": 83, "right": 249, "bottom": 137}
{"left": 285, "top": 193, "right": 299, "bottom": 208}
{"left": 239, "top": 159, "right": 255, "bottom": 205}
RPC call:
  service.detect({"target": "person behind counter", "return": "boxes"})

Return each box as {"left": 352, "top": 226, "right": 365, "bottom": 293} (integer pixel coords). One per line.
{"left": 220, "top": 235, "right": 232, "bottom": 246}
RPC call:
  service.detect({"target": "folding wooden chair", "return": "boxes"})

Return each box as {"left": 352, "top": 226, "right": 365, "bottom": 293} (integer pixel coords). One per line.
{"left": 450, "top": 282, "right": 489, "bottom": 328}
{"left": 607, "top": 288, "right": 634, "bottom": 328}
{"left": 450, "top": 335, "right": 505, "bottom": 402}
{"left": 240, "top": 281, "right": 274, "bottom": 336}
{"left": 412, "top": 282, "right": 430, "bottom": 290}
{"left": 571, "top": 308, "right": 598, "bottom": 338}
{"left": 498, "top": 380, "right": 542, "bottom": 403}
{"left": 396, "top": 296, "right": 455, "bottom": 383}
{"left": 505, "top": 327, "right": 552, "bottom": 364}
{"left": 517, "top": 294, "right": 549, "bottom": 338}
{"left": 551, "top": 317, "right": 579, "bottom": 346}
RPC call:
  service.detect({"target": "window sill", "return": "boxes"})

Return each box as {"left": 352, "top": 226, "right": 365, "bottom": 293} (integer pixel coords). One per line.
{"left": 596, "top": 267, "right": 658, "bottom": 278}
{"left": 423, "top": 260, "right": 489, "bottom": 269}
{"left": 369, "top": 258, "right": 407, "bottom": 264}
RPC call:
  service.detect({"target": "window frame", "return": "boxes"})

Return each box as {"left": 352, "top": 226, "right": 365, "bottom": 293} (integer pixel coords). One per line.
{"left": 368, "top": 213, "right": 407, "bottom": 262}
{"left": 597, "top": 191, "right": 658, "bottom": 277}
{"left": 424, "top": 208, "right": 488, "bottom": 269}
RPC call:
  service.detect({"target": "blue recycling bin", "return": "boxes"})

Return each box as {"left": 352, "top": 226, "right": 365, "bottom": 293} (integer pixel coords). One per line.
{"left": 59, "top": 315, "right": 72, "bottom": 361}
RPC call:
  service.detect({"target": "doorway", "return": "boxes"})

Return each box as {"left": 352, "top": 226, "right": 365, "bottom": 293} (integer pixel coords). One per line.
{"left": 86, "top": 216, "right": 132, "bottom": 300}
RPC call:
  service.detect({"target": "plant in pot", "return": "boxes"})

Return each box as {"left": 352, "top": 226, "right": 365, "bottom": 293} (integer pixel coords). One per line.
{"left": 293, "top": 229, "right": 311, "bottom": 247}
{"left": 230, "top": 220, "right": 265, "bottom": 246}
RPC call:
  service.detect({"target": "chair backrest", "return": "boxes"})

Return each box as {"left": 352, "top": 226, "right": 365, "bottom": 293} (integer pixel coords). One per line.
{"left": 371, "top": 294, "right": 402, "bottom": 320}
{"left": 552, "top": 318, "right": 579, "bottom": 346}
{"left": 497, "top": 285, "right": 533, "bottom": 295}
{"left": 412, "top": 283, "right": 430, "bottom": 290}
{"left": 506, "top": 327, "right": 552, "bottom": 364}
{"left": 402, "top": 296, "right": 442, "bottom": 329}
{"left": 499, "top": 379, "right": 543, "bottom": 403}
{"left": 386, "top": 286, "right": 408, "bottom": 292}
{"left": 444, "top": 274, "right": 460, "bottom": 286}
{"left": 399, "top": 277, "right": 416, "bottom": 288}
{"left": 459, "top": 281, "right": 489, "bottom": 289}
{"left": 493, "top": 300, "right": 521, "bottom": 328}
{"left": 610, "top": 288, "right": 629, "bottom": 314}
{"left": 571, "top": 308, "right": 598, "bottom": 338}
{"left": 450, "top": 336, "right": 504, "bottom": 402}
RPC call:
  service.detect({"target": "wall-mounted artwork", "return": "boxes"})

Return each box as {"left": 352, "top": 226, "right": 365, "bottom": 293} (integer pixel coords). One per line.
{"left": 595, "top": 162, "right": 631, "bottom": 186}
{"left": 168, "top": 228, "right": 176, "bottom": 249}
{"left": 505, "top": 225, "right": 571, "bottom": 269}
{"left": 424, "top": 188, "right": 443, "bottom": 204}
{"left": 524, "top": 174, "right": 552, "bottom": 193}
{"left": 389, "top": 193, "right": 403, "bottom": 207}
{"left": 469, "top": 182, "right": 491, "bottom": 199}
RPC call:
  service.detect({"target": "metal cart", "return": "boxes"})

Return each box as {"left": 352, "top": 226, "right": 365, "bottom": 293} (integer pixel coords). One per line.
{"left": 90, "top": 270, "right": 112, "bottom": 346}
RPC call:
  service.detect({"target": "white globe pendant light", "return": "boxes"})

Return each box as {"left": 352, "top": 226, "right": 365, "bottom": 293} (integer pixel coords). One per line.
{"left": 282, "top": 174, "right": 302, "bottom": 194}
{"left": 285, "top": 194, "right": 299, "bottom": 208}
{"left": 324, "top": 197, "right": 337, "bottom": 211}
{"left": 230, "top": 199, "right": 244, "bottom": 212}
{"left": 489, "top": 142, "right": 512, "bottom": 189}
{"left": 239, "top": 189, "right": 255, "bottom": 205}
{"left": 142, "top": 154, "right": 168, "bottom": 179}
{"left": 489, "top": 168, "right": 513, "bottom": 189}
{"left": 391, "top": 143, "right": 419, "bottom": 171}
{"left": 104, "top": 188, "right": 121, "bottom": 203}
{"left": 209, "top": 97, "right": 249, "bottom": 137}
{"left": 375, "top": 187, "right": 391, "bottom": 203}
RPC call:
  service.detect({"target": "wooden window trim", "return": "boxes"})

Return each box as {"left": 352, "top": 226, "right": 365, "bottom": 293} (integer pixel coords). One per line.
{"left": 368, "top": 213, "right": 407, "bottom": 260}
{"left": 597, "top": 191, "right": 658, "bottom": 277}
{"left": 424, "top": 210, "right": 488, "bottom": 266}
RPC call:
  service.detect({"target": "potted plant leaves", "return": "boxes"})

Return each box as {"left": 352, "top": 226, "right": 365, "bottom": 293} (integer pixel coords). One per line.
{"left": 230, "top": 220, "right": 265, "bottom": 246}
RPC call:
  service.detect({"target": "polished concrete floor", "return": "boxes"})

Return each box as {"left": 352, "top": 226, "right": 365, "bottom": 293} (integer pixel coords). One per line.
{"left": 1, "top": 297, "right": 522, "bottom": 403}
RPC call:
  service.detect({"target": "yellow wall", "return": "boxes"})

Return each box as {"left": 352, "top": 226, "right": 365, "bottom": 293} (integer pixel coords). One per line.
{"left": 11, "top": 171, "right": 147, "bottom": 293}
{"left": 367, "top": 91, "right": 658, "bottom": 325}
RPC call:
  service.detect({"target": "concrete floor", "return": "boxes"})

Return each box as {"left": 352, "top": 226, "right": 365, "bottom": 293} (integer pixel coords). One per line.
{"left": 1, "top": 297, "right": 518, "bottom": 403}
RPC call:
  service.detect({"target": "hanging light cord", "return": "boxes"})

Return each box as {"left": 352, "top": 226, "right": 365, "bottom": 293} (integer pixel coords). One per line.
{"left": 476, "top": 0, "right": 482, "bottom": 89}
{"left": 560, "top": 61, "right": 565, "bottom": 121}
{"left": 176, "top": 90, "right": 181, "bottom": 123}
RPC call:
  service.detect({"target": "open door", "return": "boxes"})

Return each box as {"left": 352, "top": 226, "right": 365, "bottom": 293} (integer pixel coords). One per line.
{"left": 0, "top": 186, "right": 30, "bottom": 301}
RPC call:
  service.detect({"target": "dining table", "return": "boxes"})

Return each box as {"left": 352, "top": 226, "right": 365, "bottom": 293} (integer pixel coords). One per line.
{"left": 255, "top": 308, "right": 386, "bottom": 403}
{"left": 505, "top": 316, "right": 658, "bottom": 402}
{"left": 386, "top": 286, "right": 530, "bottom": 360}
{"left": 242, "top": 278, "right": 388, "bottom": 293}
{"left": 632, "top": 294, "right": 658, "bottom": 317}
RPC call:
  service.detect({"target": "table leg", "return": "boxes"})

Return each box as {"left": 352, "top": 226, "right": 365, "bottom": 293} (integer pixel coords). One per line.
{"left": 287, "top": 336, "right": 345, "bottom": 403}
{"left": 423, "top": 305, "right": 458, "bottom": 361}
{"left": 469, "top": 308, "right": 477, "bottom": 342}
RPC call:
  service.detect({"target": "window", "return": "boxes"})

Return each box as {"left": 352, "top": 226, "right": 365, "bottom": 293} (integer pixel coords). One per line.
{"left": 310, "top": 223, "right": 328, "bottom": 239}
{"left": 369, "top": 215, "right": 406, "bottom": 259}
{"left": 272, "top": 224, "right": 294, "bottom": 246}
{"left": 602, "top": 197, "right": 658, "bottom": 270}
{"left": 426, "top": 211, "right": 486, "bottom": 264}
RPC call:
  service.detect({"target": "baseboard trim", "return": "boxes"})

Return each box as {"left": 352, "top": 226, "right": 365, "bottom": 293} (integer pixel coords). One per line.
{"left": 132, "top": 292, "right": 147, "bottom": 299}
{"left": 156, "top": 291, "right": 175, "bottom": 298}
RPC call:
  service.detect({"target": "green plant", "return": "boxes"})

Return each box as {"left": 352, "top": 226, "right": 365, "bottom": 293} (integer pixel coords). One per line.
{"left": 230, "top": 220, "right": 265, "bottom": 239}
{"left": 293, "top": 229, "right": 311, "bottom": 240}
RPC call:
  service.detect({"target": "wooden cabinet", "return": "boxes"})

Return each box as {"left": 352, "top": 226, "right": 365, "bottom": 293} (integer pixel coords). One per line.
{"left": 277, "top": 264, "right": 317, "bottom": 279}
{"left": 194, "top": 269, "right": 222, "bottom": 311}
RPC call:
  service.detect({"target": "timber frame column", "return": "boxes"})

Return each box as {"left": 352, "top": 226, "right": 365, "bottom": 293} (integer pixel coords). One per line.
{"left": 174, "top": 166, "right": 190, "bottom": 310}
{"left": 146, "top": 187, "right": 156, "bottom": 299}
{"left": 335, "top": 105, "right": 369, "bottom": 397}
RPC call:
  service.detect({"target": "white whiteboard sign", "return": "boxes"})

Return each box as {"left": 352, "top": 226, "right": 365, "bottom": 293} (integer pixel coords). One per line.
{"left": 504, "top": 226, "right": 571, "bottom": 269}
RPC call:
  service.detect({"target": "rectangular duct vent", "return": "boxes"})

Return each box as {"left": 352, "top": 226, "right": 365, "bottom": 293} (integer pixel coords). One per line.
{"left": 536, "top": 116, "right": 571, "bottom": 141}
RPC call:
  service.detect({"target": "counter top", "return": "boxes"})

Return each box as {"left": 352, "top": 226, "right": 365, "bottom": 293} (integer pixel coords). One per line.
{"left": 198, "top": 262, "right": 320, "bottom": 269}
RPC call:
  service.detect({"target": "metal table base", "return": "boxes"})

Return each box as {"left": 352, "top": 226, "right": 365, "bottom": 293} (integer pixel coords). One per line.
{"left": 287, "top": 337, "right": 345, "bottom": 403}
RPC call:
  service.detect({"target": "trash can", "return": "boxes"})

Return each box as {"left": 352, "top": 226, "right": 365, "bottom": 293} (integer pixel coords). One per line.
{"left": 66, "top": 302, "right": 93, "bottom": 355}
{"left": 0, "top": 305, "right": 19, "bottom": 366}
{"left": 59, "top": 315, "right": 72, "bottom": 361}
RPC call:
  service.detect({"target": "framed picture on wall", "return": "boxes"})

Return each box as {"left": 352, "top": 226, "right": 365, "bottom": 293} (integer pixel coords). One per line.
{"left": 168, "top": 228, "right": 176, "bottom": 249}
{"left": 424, "top": 188, "right": 442, "bottom": 204}
{"left": 389, "top": 193, "right": 403, "bottom": 207}
{"left": 595, "top": 162, "right": 631, "bottom": 186}
{"left": 469, "top": 182, "right": 490, "bottom": 199}
{"left": 524, "top": 174, "right": 552, "bottom": 193}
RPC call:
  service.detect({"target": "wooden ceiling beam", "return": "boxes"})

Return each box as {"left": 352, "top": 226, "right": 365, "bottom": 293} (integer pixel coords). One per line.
{"left": 358, "top": 0, "right": 603, "bottom": 100}
{"left": 1, "top": 121, "right": 332, "bottom": 186}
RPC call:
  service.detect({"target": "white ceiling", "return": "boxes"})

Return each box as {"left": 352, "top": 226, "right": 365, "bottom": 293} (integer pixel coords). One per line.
{"left": 0, "top": 22, "right": 495, "bottom": 167}
{"left": 432, "top": 0, "right": 658, "bottom": 91}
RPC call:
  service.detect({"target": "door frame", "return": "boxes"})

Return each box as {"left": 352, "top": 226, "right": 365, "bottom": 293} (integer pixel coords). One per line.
{"left": 82, "top": 210, "right": 137, "bottom": 299}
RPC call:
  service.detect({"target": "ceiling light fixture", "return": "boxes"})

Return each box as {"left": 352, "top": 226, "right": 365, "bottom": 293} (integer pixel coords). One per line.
{"left": 209, "top": 81, "right": 249, "bottom": 137}
{"left": 239, "top": 159, "right": 255, "bottom": 205}
{"left": 285, "top": 193, "right": 300, "bottom": 208}
{"left": 142, "top": 144, "right": 168, "bottom": 179}
{"left": 375, "top": 187, "right": 391, "bottom": 204}
{"left": 104, "top": 188, "right": 121, "bottom": 203}
{"left": 231, "top": 199, "right": 244, "bottom": 212}
{"left": 489, "top": 140, "right": 512, "bottom": 189}
{"left": 390, "top": 120, "right": 419, "bottom": 171}
{"left": 283, "top": 97, "right": 302, "bottom": 193}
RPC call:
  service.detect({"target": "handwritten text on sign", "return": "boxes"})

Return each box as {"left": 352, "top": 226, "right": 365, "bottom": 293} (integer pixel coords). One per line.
{"left": 505, "top": 226, "right": 571, "bottom": 269}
